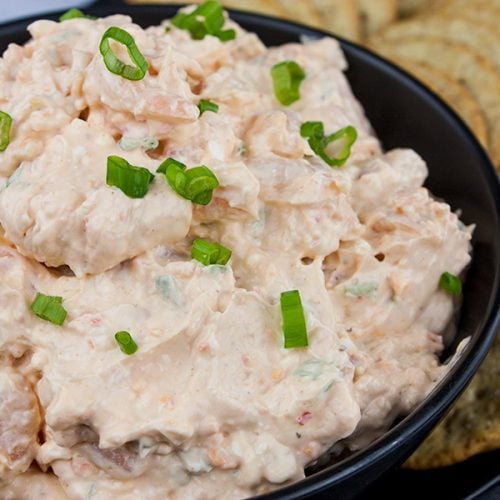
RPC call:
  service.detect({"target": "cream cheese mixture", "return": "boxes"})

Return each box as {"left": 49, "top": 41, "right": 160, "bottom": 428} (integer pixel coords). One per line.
{"left": 0, "top": 4, "right": 472, "bottom": 499}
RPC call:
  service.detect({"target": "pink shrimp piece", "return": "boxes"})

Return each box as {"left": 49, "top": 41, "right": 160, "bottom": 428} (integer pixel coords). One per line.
{"left": 0, "top": 367, "right": 41, "bottom": 473}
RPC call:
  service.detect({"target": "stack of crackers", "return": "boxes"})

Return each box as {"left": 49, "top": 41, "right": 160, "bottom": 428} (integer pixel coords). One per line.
{"left": 131, "top": 0, "right": 499, "bottom": 469}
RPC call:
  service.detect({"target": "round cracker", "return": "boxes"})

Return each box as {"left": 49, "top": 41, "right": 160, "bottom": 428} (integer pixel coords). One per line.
{"left": 222, "top": 0, "right": 287, "bottom": 18}
{"left": 129, "top": 0, "right": 287, "bottom": 18}
{"left": 396, "top": 0, "right": 437, "bottom": 17}
{"left": 372, "top": 36, "right": 500, "bottom": 169}
{"left": 392, "top": 60, "right": 489, "bottom": 148}
{"left": 429, "top": 0, "right": 500, "bottom": 25}
{"left": 433, "top": 0, "right": 500, "bottom": 11}
{"left": 312, "top": 0, "right": 362, "bottom": 41}
{"left": 405, "top": 334, "right": 500, "bottom": 469}
{"left": 375, "top": 14, "right": 500, "bottom": 70}
{"left": 356, "top": 0, "right": 397, "bottom": 37}
{"left": 396, "top": 0, "right": 500, "bottom": 21}
{"left": 277, "top": 0, "right": 324, "bottom": 28}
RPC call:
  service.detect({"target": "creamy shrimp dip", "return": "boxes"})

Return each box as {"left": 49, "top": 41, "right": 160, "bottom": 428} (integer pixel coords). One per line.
{"left": 0, "top": 3, "right": 472, "bottom": 499}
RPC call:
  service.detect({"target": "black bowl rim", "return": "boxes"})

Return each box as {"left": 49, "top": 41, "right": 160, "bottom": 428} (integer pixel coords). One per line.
{"left": 0, "top": 3, "right": 499, "bottom": 498}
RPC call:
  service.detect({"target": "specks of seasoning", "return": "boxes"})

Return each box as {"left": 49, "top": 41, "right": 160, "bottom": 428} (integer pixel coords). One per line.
{"left": 297, "top": 411, "right": 312, "bottom": 426}
{"left": 197, "top": 342, "right": 210, "bottom": 353}
{"left": 5, "top": 166, "right": 23, "bottom": 188}
{"left": 322, "top": 381, "right": 335, "bottom": 393}
{"left": 236, "top": 142, "right": 246, "bottom": 156}
{"left": 296, "top": 432, "right": 302, "bottom": 439}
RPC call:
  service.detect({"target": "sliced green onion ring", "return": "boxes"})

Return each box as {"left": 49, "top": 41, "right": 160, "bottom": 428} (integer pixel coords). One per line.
{"left": 170, "top": 1, "right": 236, "bottom": 42}
{"left": 106, "top": 155, "right": 154, "bottom": 199}
{"left": 0, "top": 111, "right": 12, "bottom": 152}
{"left": 300, "top": 121, "right": 357, "bottom": 167}
{"left": 115, "top": 331, "right": 138, "bottom": 355}
{"left": 59, "top": 8, "right": 95, "bottom": 21}
{"left": 271, "top": 60, "right": 305, "bottom": 106}
{"left": 191, "top": 238, "right": 232, "bottom": 266}
{"left": 158, "top": 158, "right": 219, "bottom": 206}
{"left": 439, "top": 272, "right": 462, "bottom": 296}
{"left": 157, "top": 157, "right": 187, "bottom": 194}
{"left": 198, "top": 99, "right": 219, "bottom": 115}
{"left": 184, "top": 166, "right": 219, "bottom": 205}
{"left": 99, "top": 27, "right": 148, "bottom": 81}
{"left": 157, "top": 157, "right": 186, "bottom": 175}
{"left": 31, "top": 293, "right": 67, "bottom": 326}
{"left": 280, "top": 290, "right": 308, "bottom": 349}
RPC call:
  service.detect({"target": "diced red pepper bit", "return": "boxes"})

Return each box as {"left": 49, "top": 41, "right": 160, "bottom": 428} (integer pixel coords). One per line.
{"left": 297, "top": 411, "right": 312, "bottom": 426}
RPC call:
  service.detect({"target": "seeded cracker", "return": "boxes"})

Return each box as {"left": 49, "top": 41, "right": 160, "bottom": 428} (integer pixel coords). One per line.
{"left": 371, "top": 36, "right": 500, "bottom": 169}
{"left": 406, "top": 335, "right": 500, "bottom": 468}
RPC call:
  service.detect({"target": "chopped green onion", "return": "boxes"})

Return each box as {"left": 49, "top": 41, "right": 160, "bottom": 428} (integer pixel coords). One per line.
{"left": 30, "top": 293, "right": 67, "bottom": 326}
{"left": 217, "top": 28, "right": 236, "bottom": 41}
{"left": 114, "top": 331, "right": 138, "bottom": 355}
{"left": 106, "top": 156, "right": 154, "bottom": 199}
{"left": 99, "top": 27, "right": 148, "bottom": 81}
{"left": 59, "top": 8, "right": 95, "bottom": 21}
{"left": 155, "top": 275, "right": 182, "bottom": 305}
{"left": 271, "top": 61, "right": 305, "bottom": 106}
{"left": 170, "top": 1, "right": 236, "bottom": 42}
{"left": 439, "top": 272, "right": 462, "bottom": 296}
{"left": 0, "top": 111, "right": 12, "bottom": 152}
{"left": 157, "top": 157, "right": 187, "bottom": 198}
{"left": 198, "top": 99, "right": 219, "bottom": 115}
{"left": 300, "top": 121, "right": 357, "bottom": 167}
{"left": 191, "top": 238, "right": 231, "bottom": 266}
{"left": 119, "top": 136, "right": 158, "bottom": 152}
{"left": 293, "top": 358, "right": 324, "bottom": 380}
{"left": 158, "top": 158, "right": 219, "bottom": 205}
{"left": 156, "top": 157, "right": 184, "bottom": 175}
{"left": 344, "top": 280, "right": 378, "bottom": 298}
{"left": 280, "top": 290, "right": 308, "bottom": 349}
{"left": 184, "top": 166, "right": 219, "bottom": 205}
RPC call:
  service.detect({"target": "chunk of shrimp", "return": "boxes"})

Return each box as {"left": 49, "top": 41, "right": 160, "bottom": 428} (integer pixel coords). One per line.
{"left": 0, "top": 367, "right": 41, "bottom": 474}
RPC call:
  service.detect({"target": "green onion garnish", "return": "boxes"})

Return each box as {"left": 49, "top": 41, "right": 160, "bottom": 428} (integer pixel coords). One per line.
{"left": 271, "top": 61, "right": 305, "bottom": 106}
{"left": 157, "top": 157, "right": 219, "bottom": 205}
{"left": 106, "top": 155, "right": 154, "bottom": 199}
{"left": 114, "top": 331, "right": 138, "bottom": 355}
{"left": 99, "top": 27, "right": 148, "bottom": 81}
{"left": 184, "top": 166, "right": 219, "bottom": 205}
{"left": 0, "top": 111, "right": 12, "bottom": 152}
{"left": 300, "top": 121, "right": 357, "bottom": 167}
{"left": 198, "top": 99, "right": 219, "bottom": 115}
{"left": 191, "top": 238, "right": 231, "bottom": 266}
{"left": 30, "top": 293, "right": 67, "bottom": 326}
{"left": 280, "top": 290, "right": 308, "bottom": 349}
{"left": 59, "top": 8, "right": 95, "bottom": 21}
{"left": 156, "top": 157, "right": 185, "bottom": 175}
{"left": 170, "top": 1, "right": 236, "bottom": 42}
{"left": 439, "top": 272, "right": 462, "bottom": 296}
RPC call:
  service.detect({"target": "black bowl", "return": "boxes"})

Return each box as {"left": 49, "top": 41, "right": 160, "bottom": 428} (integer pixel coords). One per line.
{"left": 1, "top": 2, "right": 498, "bottom": 498}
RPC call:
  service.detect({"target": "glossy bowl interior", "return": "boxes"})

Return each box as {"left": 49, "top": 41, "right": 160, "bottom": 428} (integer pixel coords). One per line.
{"left": 0, "top": 2, "right": 499, "bottom": 498}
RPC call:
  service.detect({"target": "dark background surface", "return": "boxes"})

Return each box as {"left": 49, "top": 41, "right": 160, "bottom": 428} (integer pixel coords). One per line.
{"left": 359, "top": 449, "right": 500, "bottom": 500}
